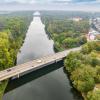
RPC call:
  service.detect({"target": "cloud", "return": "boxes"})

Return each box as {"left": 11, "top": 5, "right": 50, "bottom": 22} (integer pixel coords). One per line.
{"left": 0, "top": 0, "right": 35, "bottom": 4}
{"left": 0, "top": 0, "right": 99, "bottom": 12}
{"left": 0, "top": 0, "right": 99, "bottom": 4}
{"left": 52, "top": 0, "right": 71, "bottom": 4}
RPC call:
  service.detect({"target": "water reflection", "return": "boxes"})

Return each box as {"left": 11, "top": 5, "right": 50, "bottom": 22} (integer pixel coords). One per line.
{"left": 17, "top": 16, "right": 54, "bottom": 65}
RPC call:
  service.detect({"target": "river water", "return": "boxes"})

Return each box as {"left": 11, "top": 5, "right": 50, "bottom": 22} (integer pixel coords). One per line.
{"left": 3, "top": 13, "right": 82, "bottom": 100}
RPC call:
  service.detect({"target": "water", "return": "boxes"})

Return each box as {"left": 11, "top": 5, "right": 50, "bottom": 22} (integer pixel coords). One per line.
{"left": 3, "top": 13, "right": 83, "bottom": 100}
{"left": 17, "top": 16, "right": 54, "bottom": 64}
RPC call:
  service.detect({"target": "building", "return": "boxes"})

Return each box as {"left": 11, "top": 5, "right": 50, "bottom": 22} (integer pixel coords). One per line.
{"left": 72, "top": 17, "right": 82, "bottom": 22}
{"left": 87, "top": 28, "right": 100, "bottom": 41}
{"left": 88, "top": 33, "right": 95, "bottom": 40}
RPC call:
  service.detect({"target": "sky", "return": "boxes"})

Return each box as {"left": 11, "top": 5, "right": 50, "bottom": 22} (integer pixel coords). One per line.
{"left": 0, "top": 0, "right": 100, "bottom": 12}
{"left": 0, "top": 0, "right": 99, "bottom": 4}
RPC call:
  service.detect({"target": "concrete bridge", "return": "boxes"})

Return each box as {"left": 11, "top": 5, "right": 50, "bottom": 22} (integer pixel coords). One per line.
{"left": 0, "top": 47, "right": 81, "bottom": 82}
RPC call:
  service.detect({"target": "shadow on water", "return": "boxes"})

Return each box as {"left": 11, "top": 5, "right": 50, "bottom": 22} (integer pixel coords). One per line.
{"left": 4, "top": 61, "right": 63, "bottom": 93}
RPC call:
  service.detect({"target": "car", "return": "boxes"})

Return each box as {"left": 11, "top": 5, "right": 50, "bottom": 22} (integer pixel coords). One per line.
{"left": 36, "top": 60, "right": 42, "bottom": 63}
{"left": 7, "top": 69, "right": 12, "bottom": 72}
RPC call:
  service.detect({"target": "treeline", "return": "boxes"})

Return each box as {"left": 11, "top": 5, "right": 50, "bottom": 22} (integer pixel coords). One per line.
{"left": 42, "top": 15, "right": 89, "bottom": 51}
{"left": 41, "top": 11, "right": 100, "bottom": 19}
{"left": 64, "top": 41, "right": 100, "bottom": 100}
{"left": 0, "top": 12, "right": 33, "bottom": 99}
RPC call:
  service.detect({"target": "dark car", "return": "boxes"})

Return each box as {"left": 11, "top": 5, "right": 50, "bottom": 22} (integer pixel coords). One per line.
{"left": 7, "top": 69, "right": 12, "bottom": 72}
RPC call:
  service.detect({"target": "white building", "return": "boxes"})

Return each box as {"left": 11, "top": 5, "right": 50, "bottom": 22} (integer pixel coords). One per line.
{"left": 72, "top": 17, "right": 82, "bottom": 22}
{"left": 88, "top": 33, "right": 95, "bottom": 40}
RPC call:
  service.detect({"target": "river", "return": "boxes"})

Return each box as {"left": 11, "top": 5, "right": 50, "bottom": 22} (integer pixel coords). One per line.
{"left": 3, "top": 12, "right": 83, "bottom": 100}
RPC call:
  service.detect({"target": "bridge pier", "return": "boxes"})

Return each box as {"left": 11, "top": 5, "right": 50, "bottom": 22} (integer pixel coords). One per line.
{"left": 17, "top": 74, "right": 20, "bottom": 78}
{"left": 55, "top": 58, "right": 63, "bottom": 63}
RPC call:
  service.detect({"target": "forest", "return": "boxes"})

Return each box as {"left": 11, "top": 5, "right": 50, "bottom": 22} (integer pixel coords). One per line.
{"left": 0, "top": 11, "right": 33, "bottom": 99}
{"left": 41, "top": 12, "right": 100, "bottom": 100}
{"left": 42, "top": 13, "right": 89, "bottom": 51}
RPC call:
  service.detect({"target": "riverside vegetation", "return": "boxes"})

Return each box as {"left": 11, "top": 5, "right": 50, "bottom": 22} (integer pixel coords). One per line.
{"left": 64, "top": 41, "right": 100, "bottom": 100}
{"left": 42, "top": 12, "right": 100, "bottom": 100}
{"left": 41, "top": 12, "right": 89, "bottom": 51}
{"left": 0, "top": 11, "right": 33, "bottom": 100}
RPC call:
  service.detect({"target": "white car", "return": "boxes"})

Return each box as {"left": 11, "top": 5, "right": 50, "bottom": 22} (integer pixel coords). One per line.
{"left": 36, "top": 60, "right": 42, "bottom": 63}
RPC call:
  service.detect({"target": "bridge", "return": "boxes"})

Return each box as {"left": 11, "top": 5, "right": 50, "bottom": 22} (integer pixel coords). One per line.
{"left": 0, "top": 47, "right": 81, "bottom": 82}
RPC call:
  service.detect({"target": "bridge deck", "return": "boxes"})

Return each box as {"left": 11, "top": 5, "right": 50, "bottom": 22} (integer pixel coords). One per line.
{"left": 0, "top": 47, "right": 81, "bottom": 82}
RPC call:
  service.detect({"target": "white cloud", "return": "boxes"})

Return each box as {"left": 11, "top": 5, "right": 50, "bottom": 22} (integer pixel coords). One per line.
{"left": 96, "top": 0, "right": 100, "bottom": 2}
{"left": 3, "top": 0, "right": 36, "bottom": 3}
{"left": 0, "top": 0, "right": 100, "bottom": 5}
{"left": 0, "top": 0, "right": 72, "bottom": 4}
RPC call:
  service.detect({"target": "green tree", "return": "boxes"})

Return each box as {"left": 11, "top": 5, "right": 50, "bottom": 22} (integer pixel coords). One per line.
{"left": 71, "top": 66, "right": 96, "bottom": 92}
{"left": 64, "top": 52, "right": 82, "bottom": 72}
{"left": 87, "top": 90, "right": 100, "bottom": 100}
{"left": 95, "top": 66, "right": 100, "bottom": 83}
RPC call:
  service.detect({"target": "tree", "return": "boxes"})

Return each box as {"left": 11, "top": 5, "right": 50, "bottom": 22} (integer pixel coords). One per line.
{"left": 81, "top": 41, "right": 100, "bottom": 54}
{"left": 71, "top": 66, "right": 96, "bottom": 92}
{"left": 95, "top": 66, "right": 100, "bottom": 83}
{"left": 91, "top": 58, "right": 100, "bottom": 67}
{"left": 79, "top": 36, "right": 87, "bottom": 45}
{"left": 64, "top": 51, "right": 82, "bottom": 72}
{"left": 87, "top": 90, "right": 100, "bottom": 100}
